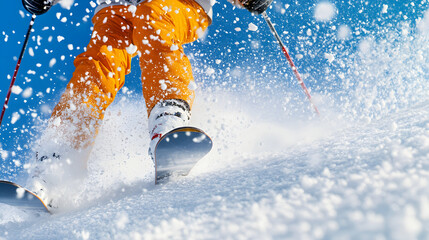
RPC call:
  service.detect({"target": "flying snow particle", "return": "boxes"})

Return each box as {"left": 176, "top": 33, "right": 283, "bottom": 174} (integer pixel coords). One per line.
{"left": 126, "top": 44, "right": 137, "bottom": 54}
{"left": 170, "top": 44, "right": 179, "bottom": 51}
{"left": 61, "top": 17, "right": 67, "bottom": 23}
{"left": 22, "top": 88, "right": 33, "bottom": 98}
{"left": 29, "top": 47, "right": 35, "bottom": 57}
{"left": 196, "top": 27, "right": 207, "bottom": 40}
{"left": 16, "top": 188, "right": 25, "bottom": 199}
{"left": 68, "top": 44, "right": 74, "bottom": 50}
{"left": 206, "top": 67, "right": 215, "bottom": 75}
{"left": 235, "top": 27, "right": 242, "bottom": 32}
{"left": 248, "top": 23, "right": 258, "bottom": 31}
{"left": 159, "top": 80, "right": 167, "bottom": 90}
{"left": 3, "top": 33, "right": 8, "bottom": 42}
{"left": 11, "top": 112, "right": 20, "bottom": 124}
{"left": 90, "top": 1, "right": 97, "bottom": 8}
{"left": 57, "top": 36, "right": 65, "bottom": 42}
{"left": 12, "top": 86, "right": 23, "bottom": 95}
{"left": 188, "top": 81, "right": 198, "bottom": 90}
{"left": 324, "top": 53, "right": 335, "bottom": 63}
{"left": 121, "top": 87, "right": 129, "bottom": 94}
{"left": 417, "top": 9, "right": 429, "bottom": 34}
{"left": 0, "top": 150, "right": 8, "bottom": 160}
{"left": 19, "top": 10, "right": 25, "bottom": 18}
{"left": 58, "top": 0, "right": 74, "bottom": 10}
{"left": 314, "top": 2, "right": 337, "bottom": 22}
{"left": 359, "top": 39, "right": 372, "bottom": 54}
{"left": 37, "top": 36, "right": 42, "bottom": 46}
{"left": 69, "top": 103, "right": 77, "bottom": 111}
{"left": 337, "top": 25, "right": 352, "bottom": 40}
{"left": 193, "top": 134, "right": 206, "bottom": 143}
{"left": 40, "top": 104, "right": 51, "bottom": 114}
{"left": 49, "top": 58, "right": 57, "bottom": 67}
{"left": 52, "top": 117, "right": 62, "bottom": 127}
{"left": 128, "top": 5, "right": 137, "bottom": 14}
{"left": 80, "top": 230, "right": 90, "bottom": 240}
{"left": 250, "top": 40, "right": 260, "bottom": 49}
{"left": 382, "top": 4, "right": 388, "bottom": 14}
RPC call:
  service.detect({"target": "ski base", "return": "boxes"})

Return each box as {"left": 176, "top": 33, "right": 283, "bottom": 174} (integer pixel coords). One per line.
{"left": 155, "top": 127, "right": 212, "bottom": 184}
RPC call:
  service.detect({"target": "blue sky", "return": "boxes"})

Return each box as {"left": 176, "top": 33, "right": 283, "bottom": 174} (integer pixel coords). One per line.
{"left": 1, "top": 0, "right": 428, "bottom": 180}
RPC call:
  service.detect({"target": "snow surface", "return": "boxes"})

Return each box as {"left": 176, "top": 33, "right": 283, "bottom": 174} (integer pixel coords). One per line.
{"left": 1, "top": 92, "right": 429, "bottom": 239}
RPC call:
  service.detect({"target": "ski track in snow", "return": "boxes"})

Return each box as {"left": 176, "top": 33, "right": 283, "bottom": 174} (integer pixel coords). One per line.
{"left": 1, "top": 96, "right": 428, "bottom": 239}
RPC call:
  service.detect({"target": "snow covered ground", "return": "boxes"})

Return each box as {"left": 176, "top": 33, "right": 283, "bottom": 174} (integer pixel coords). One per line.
{"left": 1, "top": 92, "right": 428, "bottom": 239}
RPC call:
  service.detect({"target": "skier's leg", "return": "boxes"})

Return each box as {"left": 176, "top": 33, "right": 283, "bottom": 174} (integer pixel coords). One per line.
{"left": 132, "top": 0, "right": 209, "bottom": 160}
{"left": 133, "top": 0, "right": 210, "bottom": 114}
{"left": 48, "top": 6, "right": 135, "bottom": 150}
{"left": 29, "top": 6, "right": 136, "bottom": 210}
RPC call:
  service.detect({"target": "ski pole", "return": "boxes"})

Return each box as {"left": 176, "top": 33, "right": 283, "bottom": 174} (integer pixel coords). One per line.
{"left": 262, "top": 12, "right": 320, "bottom": 116}
{"left": 0, "top": 15, "right": 36, "bottom": 128}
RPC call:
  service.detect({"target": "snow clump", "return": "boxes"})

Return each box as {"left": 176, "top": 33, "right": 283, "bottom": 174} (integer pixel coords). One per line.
{"left": 314, "top": 2, "right": 337, "bottom": 22}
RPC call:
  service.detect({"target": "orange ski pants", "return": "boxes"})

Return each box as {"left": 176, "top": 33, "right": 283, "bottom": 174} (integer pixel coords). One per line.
{"left": 49, "top": 0, "right": 209, "bottom": 149}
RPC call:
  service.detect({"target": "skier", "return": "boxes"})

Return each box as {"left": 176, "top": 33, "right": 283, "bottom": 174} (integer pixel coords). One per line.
{"left": 22, "top": 0, "right": 272, "bottom": 210}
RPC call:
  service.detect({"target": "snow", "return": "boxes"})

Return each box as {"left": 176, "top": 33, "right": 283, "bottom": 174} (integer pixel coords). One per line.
{"left": 248, "top": 23, "right": 258, "bottom": 31}
{"left": 126, "top": 44, "right": 137, "bottom": 55}
{"left": 58, "top": 0, "right": 75, "bottom": 10}
{"left": 11, "top": 86, "right": 23, "bottom": 95}
{"left": 22, "top": 88, "right": 33, "bottom": 98}
{"left": 337, "top": 25, "right": 351, "bottom": 40}
{"left": 11, "top": 112, "right": 20, "bottom": 124}
{"left": 170, "top": 44, "right": 179, "bottom": 51}
{"left": 314, "top": 2, "right": 337, "bottom": 22}
{"left": 49, "top": 58, "right": 57, "bottom": 67}
{"left": 382, "top": 4, "right": 389, "bottom": 14}
{"left": 57, "top": 36, "right": 65, "bottom": 42}
{"left": 1, "top": 92, "right": 429, "bottom": 238}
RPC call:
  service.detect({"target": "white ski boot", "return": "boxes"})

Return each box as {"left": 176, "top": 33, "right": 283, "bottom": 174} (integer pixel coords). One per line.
{"left": 27, "top": 146, "right": 90, "bottom": 211}
{"left": 148, "top": 99, "right": 191, "bottom": 162}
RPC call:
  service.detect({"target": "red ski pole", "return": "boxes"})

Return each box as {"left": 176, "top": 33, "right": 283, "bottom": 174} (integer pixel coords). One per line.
{"left": 262, "top": 12, "right": 320, "bottom": 116}
{"left": 0, "top": 15, "right": 36, "bottom": 128}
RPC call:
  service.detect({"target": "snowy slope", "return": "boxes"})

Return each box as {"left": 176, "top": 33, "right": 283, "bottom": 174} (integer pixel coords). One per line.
{"left": 1, "top": 95, "right": 428, "bottom": 239}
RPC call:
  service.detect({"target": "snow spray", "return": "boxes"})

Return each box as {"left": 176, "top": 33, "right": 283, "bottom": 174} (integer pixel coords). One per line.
{"left": 0, "top": 15, "right": 36, "bottom": 128}
{"left": 262, "top": 12, "right": 320, "bottom": 116}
